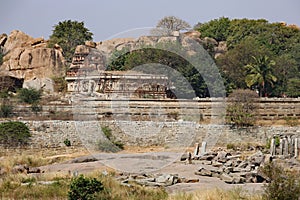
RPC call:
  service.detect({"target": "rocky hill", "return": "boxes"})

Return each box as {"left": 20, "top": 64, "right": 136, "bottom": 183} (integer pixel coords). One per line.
{"left": 0, "top": 30, "right": 65, "bottom": 92}
{"left": 0, "top": 30, "right": 227, "bottom": 93}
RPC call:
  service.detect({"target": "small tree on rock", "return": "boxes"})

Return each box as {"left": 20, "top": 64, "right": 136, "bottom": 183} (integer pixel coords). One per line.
{"left": 151, "top": 16, "right": 191, "bottom": 36}
{"left": 48, "top": 20, "right": 93, "bottom": 62}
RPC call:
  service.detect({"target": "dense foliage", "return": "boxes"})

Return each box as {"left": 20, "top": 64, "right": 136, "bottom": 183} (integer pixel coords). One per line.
{"left": 48, "top": 20, "right": 93, "bottom": 62}
{"left": 109, "top": 18, "right": 299, "bottom": 98}
{"left": 108, "top": 40, "right": 225, "bottom": 98}
{"left": 68, "top": 175, "right": 104, "bottom": 200}
{"left": 261, "top": 162, "right": 300, "bottom": 200}
{"left": 198, "top": 17, "right": 300, "bottom": 97}
{"left": 0, "top": 121, "right": 31, "bottom": 146}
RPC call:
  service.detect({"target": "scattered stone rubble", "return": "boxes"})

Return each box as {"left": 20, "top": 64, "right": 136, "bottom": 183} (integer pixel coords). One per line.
{"left": 10, "top": 164, "right": 42, "bottom": 174}
{"left": 190, "top": 150, "right": 267, "bottom": 184}
{"left": 116, "top": 172, "right": 198, "bottom": 187}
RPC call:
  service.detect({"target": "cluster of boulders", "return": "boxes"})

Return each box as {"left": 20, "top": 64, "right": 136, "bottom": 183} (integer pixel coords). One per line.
{"left": 11, "top": 164, "right": 42, "bottom": 174}
{"left": 182, "top": 150, "right": 269, "bottom": 184}
{"left": 116, "top": 172, "right": 198, "bottom": 187}
{"left": 0, "top": 30, "right": 65, "bottom": 92}
{"left": 0, "top": 164, "right": 43, "bottom": 177}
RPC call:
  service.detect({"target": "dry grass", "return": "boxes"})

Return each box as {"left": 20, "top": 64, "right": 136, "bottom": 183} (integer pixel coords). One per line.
{"left": 0, "top": 170, "right": 168, "bottom": 200}
{"left": 0, "top": 168, "right": 265, "bottom": 200}
{"left": 169, "top": 187, "right": 262, "bottom": 200}
{"left": 0, "top": 147, "right": 89, "bottom": 173}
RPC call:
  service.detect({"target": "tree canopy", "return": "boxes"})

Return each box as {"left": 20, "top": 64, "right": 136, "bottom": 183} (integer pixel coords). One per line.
{"left": 48, "top": 20, "right": 93, "bottom": 62}
{"left": 107, "top": 17, "right": 300, "bottom": 98}
{"left": 0, "top": 121, "right": 31, "bottom": 146}
{"left": 198, "top": 17, "right": 300, "bottom": 97}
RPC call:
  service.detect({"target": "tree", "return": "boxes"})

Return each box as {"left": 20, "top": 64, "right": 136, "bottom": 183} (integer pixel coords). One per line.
{"left": 226, "top": 89, "right": 258, "bottom": 127}
{"left": 0, "top": 121, "right": 31, "bottom": 146}
{"left": 216, "top": 37, "right": 272, "bottom": 93}
{"left": 151, "top": 16, "right": 191, "bottom": 36}
{"left": 286, "top": 78, "right": 300, "bottom": 97}
{"left": 48, "top": 20, "right": 93, "bottom": 62}
{"left": 195, "top": 17, "right": 231, "bottom": 41}
{"left": 245, "top": 55, "right": 277, "bottom": 97}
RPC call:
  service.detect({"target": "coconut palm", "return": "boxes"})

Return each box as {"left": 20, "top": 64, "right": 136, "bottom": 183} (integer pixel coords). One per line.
{"left": 245, "top": 55, "right": 277, "bottom": 97}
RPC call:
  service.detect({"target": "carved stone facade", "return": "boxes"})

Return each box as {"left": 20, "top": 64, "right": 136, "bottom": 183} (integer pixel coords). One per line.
{"left": 65, "top": 45, "right": 171, "bottom": 98}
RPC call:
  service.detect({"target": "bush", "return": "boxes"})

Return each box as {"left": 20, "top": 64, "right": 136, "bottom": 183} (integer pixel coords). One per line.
{"left": 17, "top": 88, "right": 41, "bottom": 104}
{"left": 68, "top": 175, "right": 104, "bottom": 200}
{"left": 97, "top": 140, "right": 120, "bottom": 153}
{"left": 226, "top": 89, "right": 258, "bottom": 127}
{"left": 101, "top": 126, "right": 112, "bottom": 139}
{"left": 98, "top": 126, "right": 124, "bottom": 152}
{"left": 0, "top": 121, "right": 31, "bottom": 146}
{"left": 284, "top": 116, "right": 299, "bottom": 126}
{"left": 64, "top": 138, "right": 71, "bottom": 147}
{"left": 52, "top": 76, "right": 67, "bottom": 93}
{"left": 0, "top": 104, "right": 13, "bottom": 118}
{"left": 261, "top": 162, "right": 300, "bottom": 200}
{"left": 31, "top": 103, "right": 42, "bottom": 114}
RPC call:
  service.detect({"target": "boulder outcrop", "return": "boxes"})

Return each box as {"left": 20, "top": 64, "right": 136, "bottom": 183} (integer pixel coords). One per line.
{"left": 0, "top": 30, "right": 65, "bottom": 91}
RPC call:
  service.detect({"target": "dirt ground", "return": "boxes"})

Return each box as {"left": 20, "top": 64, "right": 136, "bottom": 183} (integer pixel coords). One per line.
{"left": 40, "top": 149, "right": 264, "bottom": 194}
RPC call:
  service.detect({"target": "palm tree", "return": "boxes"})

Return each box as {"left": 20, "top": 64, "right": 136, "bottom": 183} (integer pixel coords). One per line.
{"left": 245, "top": 55, "right": 277, "bottom": 97}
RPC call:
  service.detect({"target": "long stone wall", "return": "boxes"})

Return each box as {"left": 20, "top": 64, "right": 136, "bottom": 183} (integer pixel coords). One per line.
{"left": 2, "top": 120, "right": 299, "bottom": 152}
{"left": 11, "top": 98, "right": 300, "bottom": 121}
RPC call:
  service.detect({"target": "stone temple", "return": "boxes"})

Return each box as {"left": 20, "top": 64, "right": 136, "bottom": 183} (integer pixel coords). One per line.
{"left": 65, "top": 44, "right": 173, "bottom": 99}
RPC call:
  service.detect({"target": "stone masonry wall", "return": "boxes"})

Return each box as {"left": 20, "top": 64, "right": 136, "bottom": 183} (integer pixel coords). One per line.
{"left": 1, "top": 120, "right": 299, "bottom": 151}
{"left": 11, "top": 98, "right": 300, "bottom": 121}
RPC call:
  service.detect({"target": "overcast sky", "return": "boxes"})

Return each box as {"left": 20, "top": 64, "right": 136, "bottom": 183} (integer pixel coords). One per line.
{"left": 1, "top": 0, "right": 299, "bottom": 41}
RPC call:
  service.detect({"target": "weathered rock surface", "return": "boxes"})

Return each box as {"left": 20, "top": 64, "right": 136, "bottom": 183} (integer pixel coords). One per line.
{"left": 190, "top": 150, "right": 271, "bottom": 184}
{"left": 94, "top": 31, "right": 226, "bottom": 60}
{"left": 0, "top": 30, "right": 65, "bottom": 91}
{"left": 117, "top": 173, "right": 184, "bottom": 187}
{"left": 11, "top": 164, "right": 42, "bottom": 174}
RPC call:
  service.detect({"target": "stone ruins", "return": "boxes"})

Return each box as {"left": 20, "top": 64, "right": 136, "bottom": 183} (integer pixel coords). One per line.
{"left": 65, "top": 44, "right": 172, "bottom": 99}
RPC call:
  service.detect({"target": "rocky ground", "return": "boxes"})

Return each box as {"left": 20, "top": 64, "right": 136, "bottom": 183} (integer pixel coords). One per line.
{"left": 35, "top": 149, "right": 282, "bottom": 194}
{"left": 4, "top": 146, "right": 299, "bottom": 195}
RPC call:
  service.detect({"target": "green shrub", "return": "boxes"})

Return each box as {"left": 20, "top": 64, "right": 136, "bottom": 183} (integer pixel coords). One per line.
{"left": 0, "top": 104, "right": 13, "bottom": 118}
{"left": 98, "top": 126, "right": 124, "bottom": 152}
{"left": 64, "top": 138, "right": 71, "bottom": 147}
{"left": 265, "top": 136, "right": 280, "bottom": 149}
{"left": 284, "top": 116, "right": 299, "bottom": 126}
{"left": 0, "top": 90, "right": 9, "bottom": 99}
{"left": 261, "top": 162, "right": 300, "bottom": 200}
{"left": 68, "top": 175, "right": 104, "bottom": 200}
{"left": 113, "top": 140, "right": 124, "bottom": 149}
{"left": 31, "top": 103, "right": 42, "bottom": 114}
{"left": 97, "top": 140, "right": 120, "bottom": 153}
{"left": 0, "top": 121, "right": 31, "bottom": 146}
{"left": 101, "top": 126, "right": 112, "bottom": 139}
{"left": 226, "top": 143, "right": 235, "bottom": 150}
{"left": 17, "top": 88, "right": 41, "bottom": 104}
